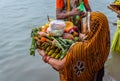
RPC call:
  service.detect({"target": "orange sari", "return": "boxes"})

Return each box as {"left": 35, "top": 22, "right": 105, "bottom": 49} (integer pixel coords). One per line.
{"left": 59, "top": 12, "right": 110, "bottom": 81}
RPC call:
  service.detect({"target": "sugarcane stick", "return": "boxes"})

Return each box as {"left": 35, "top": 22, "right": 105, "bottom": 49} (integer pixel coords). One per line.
{"left": 30, "top": 37, "right": 37, "bottom": 56}
{"left": 31, "top": 28, "right": 38, "bottom": 37}
{"left": 59, "top": 49, "right": 68, "bottom": 60}
{"left": 30, "top": 27, "right": 39, "bottom": 56}
{"left": 51, "top": 37, "right": 68, "bottom": 60}
{"left": 51, "top": 37, "right": 64, "bottom": 51}
{"left": 57, "top": 39, "right": 70, "bottom": 48}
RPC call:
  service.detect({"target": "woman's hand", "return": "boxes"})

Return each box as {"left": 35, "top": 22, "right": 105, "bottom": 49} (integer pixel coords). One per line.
{"left": 37, "top": 31, "right": 47, "bottom": 37}
{"left": 70, "top": 8, "right": 80, "bottom": 16}
{"left": 37, "top": 49, "right": 50, "bottom": 63}
{"left": 37, "top": 49, "right": 66, "bottom": 71}
{"left": 80, "top": 12, "right": 87, "bottom": 18}
{"left": 68, "top": 8, "right": 80, "bottom": 16}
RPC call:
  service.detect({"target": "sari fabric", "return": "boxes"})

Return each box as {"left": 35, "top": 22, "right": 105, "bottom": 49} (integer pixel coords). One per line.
{"left": 59, "top": 12, "right": 110, "bottom": 81}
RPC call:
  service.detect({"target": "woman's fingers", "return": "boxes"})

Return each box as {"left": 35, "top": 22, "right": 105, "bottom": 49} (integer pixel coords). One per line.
{"left": 37, "top": 49, "right": 46, "bottom": 56}
{"left": 37, "top": 31, "right": 47, "bottom": 36}
{"left": 42, "top": 55, "right": 51, "bottom": 63}
{"left": 37, "top": 49, "right": 51, "bottom": 63}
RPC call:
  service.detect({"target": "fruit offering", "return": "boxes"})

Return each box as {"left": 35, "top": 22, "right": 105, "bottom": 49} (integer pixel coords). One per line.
{"left": 30, "top": 20, "right": 79, "bottom": 60}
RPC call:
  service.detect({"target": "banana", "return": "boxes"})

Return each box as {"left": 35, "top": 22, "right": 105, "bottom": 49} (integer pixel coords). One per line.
{"left": 51, "top": 45, "right": 56, "bottom": 49}
{"left": 46, "top": 46, "right": 51, "bottom": 52}
{"left": 43, "top": 43, "right": 50, "bottom": 50}
{"left": 55, "top": 54, "right": 60, "bottom": 59}
{"left": 47, "top": 50, "right": 55, "bottom": 56}
{"left": 47, "top": 42, "right": 52, "bottom": 46}
{"left": 42, "top": 46, "right": 47, "bottom": 50}
{"left": 50, "top": 53, "right": 57, "bottom": 58}
{"left": 41, "top": 42, "right": 46, "bottom": 47}
{"left": 41, "top": 43, "right": 48, "bottom": 50}
{"left": 59, "top": 50, "right": 62, "bottom": 55}
{"left": 54, "top": 48, "right": 61, "bottom": 53}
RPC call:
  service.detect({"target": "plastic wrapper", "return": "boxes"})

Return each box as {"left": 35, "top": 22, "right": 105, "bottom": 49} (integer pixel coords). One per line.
{"left": 47, "top": 20, "right": 66, "bottom": 36}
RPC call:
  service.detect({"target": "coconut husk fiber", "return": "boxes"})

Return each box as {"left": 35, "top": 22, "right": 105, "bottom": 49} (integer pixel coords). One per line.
{"left": 59, "top": 12, "right": 110, "bottom": 81}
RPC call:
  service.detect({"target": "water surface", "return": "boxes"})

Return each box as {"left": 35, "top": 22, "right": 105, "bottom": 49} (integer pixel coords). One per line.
{"left": 0, "top": 0, "right": 119, "bottom": 81}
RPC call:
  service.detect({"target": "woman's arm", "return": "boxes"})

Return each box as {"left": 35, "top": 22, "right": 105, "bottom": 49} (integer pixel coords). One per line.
{"left": 47, "top": 56, "right": 66, "bottom": 71}
{"left": 56, "top": 8, "right": 85, "bottom": 19}
{"left": 56, "top": 0, "right": 70, "bottom": 19}
{"left": 56, "top": 9, "right": 69, "bottom": 19}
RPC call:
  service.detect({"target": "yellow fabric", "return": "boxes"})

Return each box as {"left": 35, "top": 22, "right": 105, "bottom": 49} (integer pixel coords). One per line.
{"left": 111, "top": 19, "right": 120, "bottom": 52}
{"left": 59, "top": 12, "right": 110, "bottom": 81}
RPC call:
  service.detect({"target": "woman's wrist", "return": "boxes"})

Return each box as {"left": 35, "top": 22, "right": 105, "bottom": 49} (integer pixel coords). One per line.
{"left": 67, "top": 12, "right": 71, "bottom": 17}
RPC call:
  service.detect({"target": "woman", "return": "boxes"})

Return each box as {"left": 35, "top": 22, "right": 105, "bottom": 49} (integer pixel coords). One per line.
{"left": 56, "top": 0, "right": 91, "bottom": 33}
{"left": 38, "top": 12, "right": 110, "bottom": 81}
{"left": 56, "top": 0, "right": 91, "bottom": 19}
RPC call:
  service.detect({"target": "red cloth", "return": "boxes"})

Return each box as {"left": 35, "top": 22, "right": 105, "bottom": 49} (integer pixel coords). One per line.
{"left": 56, "top": 0, "right": 64, "bottom": 9}
{"left": 84, "top": 0, "right": 89, "bottom": 5}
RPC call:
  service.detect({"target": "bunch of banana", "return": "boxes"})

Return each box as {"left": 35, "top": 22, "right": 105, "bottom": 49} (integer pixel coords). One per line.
{"left": 37, "top": 41, "right": 62, "bottom": 59}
